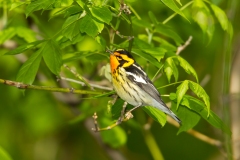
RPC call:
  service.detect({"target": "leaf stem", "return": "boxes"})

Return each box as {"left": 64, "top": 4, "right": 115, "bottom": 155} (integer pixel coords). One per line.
{"left": 157, "top": 81, "right": 183, "bottom": 89}
{"left": 162, "top": 1, "right": 194, "bottom": 24}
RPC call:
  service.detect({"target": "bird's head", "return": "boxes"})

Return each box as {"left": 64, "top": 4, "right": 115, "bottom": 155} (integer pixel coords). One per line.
{"left": 110, "top": 49, "right": 135, "bottom": 73}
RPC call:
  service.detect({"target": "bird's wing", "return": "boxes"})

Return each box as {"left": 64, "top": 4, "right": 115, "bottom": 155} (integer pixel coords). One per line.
{"left": 125, "top": 63, "right": 167, "bottom": 108}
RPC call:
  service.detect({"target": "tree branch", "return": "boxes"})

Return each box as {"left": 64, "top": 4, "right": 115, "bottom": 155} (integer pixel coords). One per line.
{"left": 0, "top": 78, "right": 102, "bottom": 95}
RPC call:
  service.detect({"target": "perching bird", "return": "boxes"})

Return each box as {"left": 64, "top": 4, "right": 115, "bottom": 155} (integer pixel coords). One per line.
{"left": 109, "top": 49, "right": 181, "bottom": 124}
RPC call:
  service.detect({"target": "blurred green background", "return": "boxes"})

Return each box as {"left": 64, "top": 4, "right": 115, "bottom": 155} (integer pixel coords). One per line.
{"left": 0, "top": 0, "right": 239, "bottom": 159}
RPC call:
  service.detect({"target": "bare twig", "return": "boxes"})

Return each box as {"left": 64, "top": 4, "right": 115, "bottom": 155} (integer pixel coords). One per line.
{"left": 0, "top": 78, "right": 102, "bottom": 95}
{"left": 176, "top": 36, "right": 193, "bottom": 55}
{"left": 115, "top": 31, "right": 134, "bottom": 41}
{"left": 59, "top": 76, "right": 113, "bottom": 91}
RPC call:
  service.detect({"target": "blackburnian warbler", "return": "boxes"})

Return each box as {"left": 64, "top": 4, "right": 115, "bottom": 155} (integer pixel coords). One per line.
{"left": 110, "top": 49, "right": 181, "bottom": 124}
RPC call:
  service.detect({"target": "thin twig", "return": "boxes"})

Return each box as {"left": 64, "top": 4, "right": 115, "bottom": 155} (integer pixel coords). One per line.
{"left": 59, "top": 76, "right": 113, "bottom": 91}
{"left": 176, "top": 36, "right": 193, "bottom": 55}
{"left": 63, "top": 64, "right": 94, "bottom": 90}
{"left": 0, "top": 78, "right": 102, "bottom": 95}
{"left": 91, "top": 111, "right": 133, "bottom": 132}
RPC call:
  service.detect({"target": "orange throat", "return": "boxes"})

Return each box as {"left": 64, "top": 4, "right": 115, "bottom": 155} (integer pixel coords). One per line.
{"left": 110, "top": 54, "right": 120, "bottom": 74}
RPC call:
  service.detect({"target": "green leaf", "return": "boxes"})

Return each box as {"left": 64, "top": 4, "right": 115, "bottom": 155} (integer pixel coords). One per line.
{"left": 99, "top": 117, "right": 127, "bottom": 148}
{"left": 176, "top": 80, "right": 189, "bottom": 109}
{"left": 174, "top": 56, "right": 199, "bottom": 82}
{"left": 89, "top": 6, "right": 112, "bottom": 24}
{"left": 4, "top": 40, "right": 45, "bottom": 55}
{"left": 155, "top": 24, "right": 183, "bottom": 45}
{"left": 189, "top": 81, "right": 210, "bottom": 116}
{"left": 171, "top": 102, "right": 200, "bottom": 134}
{"left": 25, "top": 0, "right": 56, "bottom": 17}
{"left": 141, "top": 47, "right": 166, "bottom": 62}
{"left": 62, "top": 14, "right": 81, "bottom": 40}
{"left": 59, "top": 34, "right": 85, "bottom": 49}
{"left": 152, "top": 36, "right": 177, "bottom": 52}
{"left": 192, "top": 0, "right": 215, "bottom": 42}
{"left": 16, "top": 48, "right": 43, "bottom": 84}
{"left": 160, "top": 0, "right": 187, "bottom": 21}
{"left": 148, "top": 11, "right": 159, "bottom": 25}
{"left": 175, "top": 0, "right": 182, "bottom": 6}
{"left": 62, "top": 51, "right": 98, "bottom": 63}
{"left": 10, "top": 1, "right": 26, "bottom": 10}
{"left": 79, "top": 14, "right": 104, "bottom": 37}
{"left": 142, "top": 106, "right": 167, "bottom": 126}
{"left": 164, "top": 57, "right": 178, "bottom": 82}
{"left": 131, "top": 49, "right": 162, "bottom": 68}
{"left": 132, "top": 18, "right": 152, "bottom": 29}
{"left": 111, "top": 99, "right": 126, "bottom": 120}
{"left": 42, "top": 40, "right": 62, "bottom": 75}
{"left": 0, "top": 28, "right": 17, "bottom": 44}
{"left": 95, "top": 35, "right": 106, "bottom": 48}
{"left": 0, "top": 146, "right": 12, "bottom": 160}
{"left": 16, "top": 27, "right": 37, "bottom": 43}
{"left": 210, "top": 4, "right": 228, "bottom": 31}
{"left": 181, "top": 95, "right": 231, "bottom": 135}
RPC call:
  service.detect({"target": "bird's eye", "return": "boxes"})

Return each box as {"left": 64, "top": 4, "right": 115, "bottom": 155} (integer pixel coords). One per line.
{"left": 116, "top": 56, "right": 122, "bottom": 60}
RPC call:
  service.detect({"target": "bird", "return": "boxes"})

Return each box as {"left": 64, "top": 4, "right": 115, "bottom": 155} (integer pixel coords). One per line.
{"left": 109, "top": 49, "right": 181, "bottom": 124}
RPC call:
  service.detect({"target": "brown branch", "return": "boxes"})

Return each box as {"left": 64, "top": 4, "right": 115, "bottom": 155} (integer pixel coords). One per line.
{"left": 167, "top": 116, "right": 222, "bottom": 147}
{"left": 176, "top": 36, "right": 193, "bottom": 55}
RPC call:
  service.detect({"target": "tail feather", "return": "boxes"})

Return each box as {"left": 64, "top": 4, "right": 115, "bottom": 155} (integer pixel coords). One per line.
{"left": 168, "top": 110, "right": 181, "bottom": 124}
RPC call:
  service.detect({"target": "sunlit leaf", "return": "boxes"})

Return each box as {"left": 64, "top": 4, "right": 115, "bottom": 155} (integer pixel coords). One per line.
{"left": 175, "top": 0, "right": 182, "bottom": 6}
{"left": 192, "top": 0, "right": 215, "bottom": 42}
{"left": 210, "top": 4, "right": 228, "bottom": 31}
{"left": 10, "top": 1, "right": 26, "bottom": 10}
{"left": 42, "top": 40, "right": 62, "bottom": 75}
{"left": 176, "top": 80, "right": 189, "bottom": 109}
{"left": 174, "top": 56, "right": 199, "bottom": 82}
{"left": 79, "top": 14, "right": 104, "bottom": 37}
{"left": 181, "top": 95, "right": 231, "bottom": 135}
{"left": 143, "top": 106, "right": 167, "bottom": 126}
{"left": 0, "top": 28, "right": 16, "bottom": 44}
{"left": 132, "top": 48, "right": 162, "bottom": 68}
{"left": 164, "top": 57, "right": 178, "bottom": 82}
{"left": 141, "top": 47, "right": 166, "bottom": 62}
{"left": 62, "top": 14, "right": 81, "bottom": 40}
{"left": 160, "top": 0, "right": 187, "bottom": 20}
{"left": 189, "top": 81, "right": 210, "bottom": 116}
{"left": 89, "top": 6, "right": 112, "bottom": 24}
{"left": 16, "top": 48, "right": 43, "bottom": 84}
{"left": 25, "top": 0, "right": 57, "bottom": 17}
{"left": 16, "top": 27, "right": 37, "bottom": 43}
{"left": 170, "top": 93, "right": 231, "bottom": 134}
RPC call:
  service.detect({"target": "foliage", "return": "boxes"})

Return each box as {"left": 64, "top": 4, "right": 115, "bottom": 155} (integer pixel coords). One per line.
{"left": 0, "top": 0, "right": 234, "bottom": 159}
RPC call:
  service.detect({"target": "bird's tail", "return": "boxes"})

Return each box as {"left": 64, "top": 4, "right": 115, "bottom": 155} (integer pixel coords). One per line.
{"left": 154, "top": 102, "right": 181, "bottom": 124}
{"left": 168, "top": 110, "right": 181, "bottom": 124}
